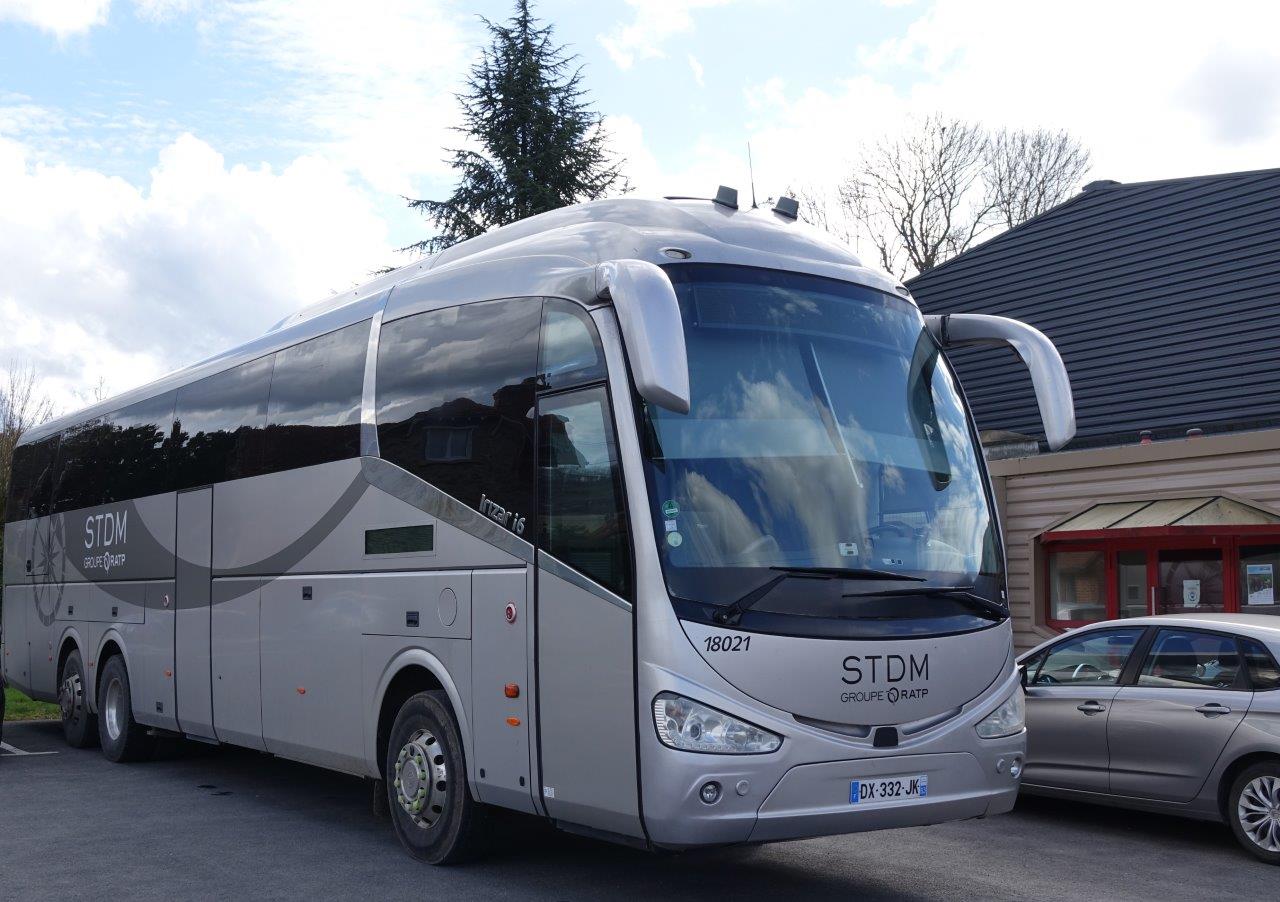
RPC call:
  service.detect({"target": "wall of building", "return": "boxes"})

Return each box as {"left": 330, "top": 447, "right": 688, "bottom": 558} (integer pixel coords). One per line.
{"left": 987, "top": 427, "right": 1280, "bottom": 651}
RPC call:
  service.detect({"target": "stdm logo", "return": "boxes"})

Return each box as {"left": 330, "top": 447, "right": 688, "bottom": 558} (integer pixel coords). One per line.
{"left": 839, "top": 652, "right": 931, "bottom": 705}
{"left": 83, "top": 510, "right": 128, "bottom": 574}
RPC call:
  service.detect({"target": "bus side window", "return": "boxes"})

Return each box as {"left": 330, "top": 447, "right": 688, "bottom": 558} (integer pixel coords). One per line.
{"left": 376, "top": 298, "right": 541, "bottom": 528}
{"left": 263, "top": 320, "right": 368, "bottom": 474}
{"left": 539, "top": 299, "right": 605, "bottom": 391}
{"left": 173, "top": 356, "right": 274, "bottom": 489}
{"left": 107, "top": 391, "right": 176, "bottom": 503}
{"left": 537, "top": 386, "right": 632, "bottom": 599}
{"left": 6, "top": 434, "right": 59, "bottom": 523}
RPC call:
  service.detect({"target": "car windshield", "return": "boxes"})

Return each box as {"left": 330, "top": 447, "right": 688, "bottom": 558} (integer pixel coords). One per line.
{"left": 640, "top": 264, "right": 1003, "bottom": 627}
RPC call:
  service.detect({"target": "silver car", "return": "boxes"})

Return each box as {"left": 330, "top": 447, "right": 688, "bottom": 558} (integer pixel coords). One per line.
{"left": 1018, "top": 614, "right": 1280, "bottom": 864}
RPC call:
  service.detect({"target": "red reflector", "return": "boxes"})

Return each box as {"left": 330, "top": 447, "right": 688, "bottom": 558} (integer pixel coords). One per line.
{"left": 504, "top": 683, "right": 520, "bottom": 698}
{"left": 297, "top": 687, "right": 307, "bottom": 695}
{"left": 506, "top": 716, "right": 521, "bottom": 727}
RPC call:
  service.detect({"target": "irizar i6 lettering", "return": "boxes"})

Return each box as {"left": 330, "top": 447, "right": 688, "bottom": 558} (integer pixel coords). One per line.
{"left": 0, "top": 189, "right": 1075, "bottom": 864}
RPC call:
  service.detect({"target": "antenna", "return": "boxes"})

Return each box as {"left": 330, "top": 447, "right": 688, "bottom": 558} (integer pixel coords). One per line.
{"left": 747, "top": 142, "right": 758, "bottom": 209}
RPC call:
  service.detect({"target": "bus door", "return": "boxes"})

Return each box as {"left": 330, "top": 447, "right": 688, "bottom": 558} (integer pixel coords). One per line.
{"left": 174, "top": 487, "right": 216, "bottom": 740}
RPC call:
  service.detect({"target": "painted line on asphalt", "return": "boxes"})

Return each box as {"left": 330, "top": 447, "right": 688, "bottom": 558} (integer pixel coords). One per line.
{"left": 0, "top": 741, "right": 58, "bottom": 757}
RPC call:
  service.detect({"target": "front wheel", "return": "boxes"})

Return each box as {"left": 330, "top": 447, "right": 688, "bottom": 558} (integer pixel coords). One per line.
{"left": 384, "top": 690, "right": 483, "bottom": 865}
{"left": 97, "top": 656, "right": 154, "bottom": 762}
{"left": 1229, "top": 762, "right": 1280, "bottom": 865}
{"left": 58, "top": 649, "right": 99, "bottom": 749}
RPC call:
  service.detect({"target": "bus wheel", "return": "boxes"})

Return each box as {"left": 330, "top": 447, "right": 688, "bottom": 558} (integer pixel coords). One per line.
{"left": 97, "top": 656, "right": 155, "bottom": 763}
{"left": 385, "top": 690, "right": 482, "bottom": 865}
{"left": 58, "top": 649, "right": 99, "bottom": 749}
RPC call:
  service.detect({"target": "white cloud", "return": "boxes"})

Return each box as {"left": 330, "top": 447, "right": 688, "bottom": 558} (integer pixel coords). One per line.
{"left": 0, "top": 0, "right": 110, "bottom": 38}
{"left": 688, "top": 53, "right": 705, "bottom": 88}
{"left": 0, "top": 134, "right": 391, "bottom": 412}
{"left": 133, "top": 0, "right": 201, "bottom": 21}
{"left": 598, "top": 0, "right": 731, "bottom": 70}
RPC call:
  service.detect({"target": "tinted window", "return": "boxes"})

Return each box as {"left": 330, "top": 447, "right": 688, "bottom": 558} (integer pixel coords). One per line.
{"left": 51, "top": 417, "right": 114, "bottom": 513}
{"left": 376, "top": 299, "right": 541, "bottom": 528}
{"left": 173, "top": 357, "right": 273, "bottom": 489}
{"left": 6, "top": 434, "right": 59, "bottom": 522}
{"left": 1242, "top": 638, "right": 1280, "bottom": 690}
{"left": 539, "top": 300, "right": 605, "bottom": 390}
{"left": 264, "top": 321, "right": 368, "bottom": 473}
{"left": 1030, "top": 628, "right": 1142, "bottom": 686}
{"left": 538, "top": 386, "right": 632, "bottom": 598}
{"left": 104, "top": 392, "right": 176, "bottom": 502}
{"left": 1137, "top": 629, "right": 1242, "bottom": 690}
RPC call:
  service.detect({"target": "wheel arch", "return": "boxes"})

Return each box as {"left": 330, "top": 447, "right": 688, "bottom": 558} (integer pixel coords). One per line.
{"left": 368, "top": 648, "right": 474, "bottom": 791}
{"left": 1217, "top": 750, "right": 1280, "bottom": 822}
{"left": 55, "top": 627, "right": 86, "bottom": 685}
{"left": 93, "top": 629, "right": 132, "bottom": 710}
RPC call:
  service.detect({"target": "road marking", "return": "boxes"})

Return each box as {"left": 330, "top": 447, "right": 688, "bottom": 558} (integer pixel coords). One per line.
{"left": 0, "top": 741, "right": 58, "bottom": 757}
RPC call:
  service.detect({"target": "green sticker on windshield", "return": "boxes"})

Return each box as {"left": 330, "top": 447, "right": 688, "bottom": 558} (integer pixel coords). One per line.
{"left": 667, "top": 531, "right": 683, "bottom": 548}
{"left": 662, "top": 500, "right": 680, "bottom": 518}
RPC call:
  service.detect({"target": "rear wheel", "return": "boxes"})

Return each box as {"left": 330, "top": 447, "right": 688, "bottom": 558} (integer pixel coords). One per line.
{"left": 97, "top": 656, "right": 154, "bottom": 762}
{"left": 1229, "top": 761, "right": 1280, "bottom": 865}
{"left": 384, "top": 690, "right": 482, "bottom": 865}
{"left": 58, "top": 649, "right": 98, "bottom": 749}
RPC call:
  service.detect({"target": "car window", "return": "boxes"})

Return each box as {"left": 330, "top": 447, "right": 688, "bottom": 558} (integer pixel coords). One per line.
{"left": 1031, "top": 628, "right": 1143, "bottom": 686}
{"left": 1137, "top": 629, "right": 1241, "bottom": 690}
{"left": 1241, "top": 638, "right": 1280, "bottom": 690}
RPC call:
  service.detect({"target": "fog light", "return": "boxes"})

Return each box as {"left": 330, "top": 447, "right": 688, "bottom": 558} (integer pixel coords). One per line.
{"left": 1009, "top": 758, "right": 1023, "bottom": 779}
{"left": 699, "top": 781, "right": 721, "bottom": 805}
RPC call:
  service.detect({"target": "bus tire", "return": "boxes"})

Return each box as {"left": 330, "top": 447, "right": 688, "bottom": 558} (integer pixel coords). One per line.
{"left": 385, "top": 690, "right": 482, "bottom": 865}
{"left": 58, "top": 648, "right": 99, "bottom": 749}
{"left": 97, "top": 656, "right": 154, "bottom": 763}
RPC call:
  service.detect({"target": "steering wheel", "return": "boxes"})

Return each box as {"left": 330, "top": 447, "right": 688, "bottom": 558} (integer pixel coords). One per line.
{"left": 868, "top": 523, "right": 913, "bottom": 541}
{"left": 1071, "top": 662, "right": 1104, "bottom": 681}
{"left": 732, "top": 534, "right": 780, "bottom": 559}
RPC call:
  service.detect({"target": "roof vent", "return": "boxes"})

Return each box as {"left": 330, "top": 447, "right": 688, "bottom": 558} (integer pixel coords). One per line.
{"left": 1082, "top": 179, "right": 1120, "bottom": 192}
{"left": 772, "top": 195, "right": 799, "bottom": 220}
{"left": 713, "top": 185, "right": 739, "bottom": 209}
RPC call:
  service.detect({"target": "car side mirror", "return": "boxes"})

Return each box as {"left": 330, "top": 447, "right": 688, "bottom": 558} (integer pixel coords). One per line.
{"left": 598, "top": 259, "right": 691, "bottom": 415}
{"left": 925, "top": 313, "right": 1076, "bottom": 451}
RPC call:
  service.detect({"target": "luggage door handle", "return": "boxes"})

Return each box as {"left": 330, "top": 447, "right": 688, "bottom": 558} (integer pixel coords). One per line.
{"left": 1076, "top": 701, "right": 1107, "bottom": 715}
{"left": 1195, "top": 703, "right": 1231, "bottom": 717}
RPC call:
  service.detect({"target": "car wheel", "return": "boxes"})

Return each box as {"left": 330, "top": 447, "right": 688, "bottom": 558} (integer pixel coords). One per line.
{"left": 58, "top": 649, "right": 99, "bottom": 749}
{"left": 384, "top": 690, "right": 483, "bottom": 865}
{"left": 1229, "top": 761, "right": 1280, "bottom": 865}
{"left": 97, "top": 656, "right": 155, "bottom": 763}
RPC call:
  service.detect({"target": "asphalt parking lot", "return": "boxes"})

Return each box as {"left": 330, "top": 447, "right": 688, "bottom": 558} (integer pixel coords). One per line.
{"left": 1, "top": 720, "right": 1273, "bottom": 901}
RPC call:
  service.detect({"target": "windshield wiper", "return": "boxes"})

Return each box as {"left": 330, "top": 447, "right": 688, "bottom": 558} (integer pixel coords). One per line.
{"left": 842, "top": 585, "right": 1009, "bottom": 620}
{"left": 713, "top": 567, "right": 925, "bottom": 627}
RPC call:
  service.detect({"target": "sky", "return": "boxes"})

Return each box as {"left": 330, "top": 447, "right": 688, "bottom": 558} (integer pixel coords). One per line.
{"left": 1, "top": 0, "right": 1278, "bottom": 412}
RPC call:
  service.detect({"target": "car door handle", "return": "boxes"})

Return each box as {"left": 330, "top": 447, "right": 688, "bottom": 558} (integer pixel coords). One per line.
{"left": 1195, "top": 703, "right": 1232, "bottom": 716}
{"left": 1077, "top": 701, "right": 1107, "bottom": 715}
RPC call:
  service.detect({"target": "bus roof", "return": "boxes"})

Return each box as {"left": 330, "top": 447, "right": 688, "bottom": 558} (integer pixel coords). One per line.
{"left": 23, "top": 195, "right": 907, "bottom": 445}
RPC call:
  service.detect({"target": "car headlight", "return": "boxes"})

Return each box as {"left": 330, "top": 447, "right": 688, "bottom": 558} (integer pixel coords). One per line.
{"left": 653, "top": 692, "right": 782, "bottom": 754}
{"left": 975, "top": 689, "right": 1025, "bottom": 739}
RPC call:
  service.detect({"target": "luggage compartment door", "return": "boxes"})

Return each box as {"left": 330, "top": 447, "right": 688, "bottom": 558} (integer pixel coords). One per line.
{"left": 175, "top": 487, "right": 215, "bottom": 740}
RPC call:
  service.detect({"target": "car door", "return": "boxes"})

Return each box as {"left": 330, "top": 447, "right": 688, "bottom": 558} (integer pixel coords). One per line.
{"left": 1022, "top": 627, "right": 1145, "bottom": 793}
{"left": 1107, "top": 627, "right": 1250, "bottom": 802}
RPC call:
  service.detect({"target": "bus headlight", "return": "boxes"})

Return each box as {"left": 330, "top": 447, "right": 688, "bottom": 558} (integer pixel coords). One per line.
{"left": 975, "top": 689, "right": 1025, "bottom": 739}
{"left": 653, "top": 693, "right": 781, "bottom": 754}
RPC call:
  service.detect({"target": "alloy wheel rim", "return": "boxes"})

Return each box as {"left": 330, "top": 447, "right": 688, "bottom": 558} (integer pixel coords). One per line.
{"left": 393, "top": 728, "right": 448, "bottom": 830}
{"left": 104, "top": 677, "right": 124, "bottom": 742}
{"left": 59, "top": 670, "right": 83, "bottom": 723}
{"left": 1238, "top": 775, "right": 1280, "bottom": 853}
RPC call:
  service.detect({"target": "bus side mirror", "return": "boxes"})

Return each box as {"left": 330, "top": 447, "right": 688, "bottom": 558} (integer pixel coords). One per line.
{"left": 598, "top": 259, "right": 691, "bottom": 415}
{"left": 925, "top": 313, "right": 1076, "bottom": 451}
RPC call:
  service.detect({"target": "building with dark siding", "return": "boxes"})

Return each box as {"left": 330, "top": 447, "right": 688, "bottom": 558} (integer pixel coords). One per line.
{"left": 908, "top": 168, "right": 1280, "bottom": 650}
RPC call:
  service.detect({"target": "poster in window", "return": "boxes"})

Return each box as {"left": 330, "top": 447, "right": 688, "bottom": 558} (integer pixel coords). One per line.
{"left": 1247, "top": 564, "right": 1276, "bottom": 606}
{"left": 1183, "top": 579, "right": 1201, "bottom": 607}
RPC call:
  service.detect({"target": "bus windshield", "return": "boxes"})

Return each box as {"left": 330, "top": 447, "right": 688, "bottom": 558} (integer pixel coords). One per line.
{"left": 641, "top": 264, "right": 1004, "bottom": 630}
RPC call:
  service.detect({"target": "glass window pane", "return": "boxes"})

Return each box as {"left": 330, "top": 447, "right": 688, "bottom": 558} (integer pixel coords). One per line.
{"left": 376, "top": 299, "right": 540, "bottom": 531}
{"left": 1242, "top": 638, "right": 1280, "bottom": 690}
{"left": 173, "top": 357, "right": 274, "bottom": 489}
{"left": 540, "top": 300, "right": 605, "bottom": 390}
{"left": 1032, "top": 628, "right": 1143, "bottom": 686}
{"left": 264, "top": 321, "right": 368, "bottom": 473}
{"left": 6, "top": 434, "right": 59, "bottom": 522}
{"left": 1048, "top": 550, "right": 1106, "bottom": 623}
{"left": 538, "top": 386, "right": 632, "bottom": 598}
{"left": 106, "top": 392, "right": 176, "bottom": 502}
{"left": 1138, "top": 629, "right": 1241, "bottom": 690}
{"left": 1116, "top": 550, "right": 1147, "bottom": 619}
{"left": 1240, "top": 546, "right": 1280, "bottom": 614}
{"left": 51, "top": 417, "right": 114, "bottom": 513}
{"left": 1157, "top": 549, "right": 1224, "bottom": 614}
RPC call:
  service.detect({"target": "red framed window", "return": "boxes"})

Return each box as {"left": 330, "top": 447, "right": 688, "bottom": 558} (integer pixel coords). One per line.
{"left": 1042, "top": 527, "right": 1280, "bottom": 631}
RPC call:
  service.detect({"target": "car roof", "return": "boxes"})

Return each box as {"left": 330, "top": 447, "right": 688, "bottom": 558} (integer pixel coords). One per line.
{"left": 1020, "top": 613, "right": 1280, "bottom": 658}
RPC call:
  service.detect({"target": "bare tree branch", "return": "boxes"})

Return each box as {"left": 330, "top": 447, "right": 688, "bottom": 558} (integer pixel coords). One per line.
{"left": 0, "top": 360, "right": 56, "bottom": 524}
{"left": 985, "top": 127, "right": 1091, "bottom": 229}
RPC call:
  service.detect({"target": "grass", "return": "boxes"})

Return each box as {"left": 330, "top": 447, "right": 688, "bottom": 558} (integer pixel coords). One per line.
{"left": 4, "top": 686, "right": 60, "bottom": 721}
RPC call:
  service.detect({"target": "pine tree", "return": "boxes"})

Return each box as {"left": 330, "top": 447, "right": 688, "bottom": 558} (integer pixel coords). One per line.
{"left": 403, "top": 0, "right": 628, "bottom": 255}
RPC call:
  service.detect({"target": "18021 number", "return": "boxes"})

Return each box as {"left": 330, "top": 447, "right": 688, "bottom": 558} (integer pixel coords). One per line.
{"left": 704, "top": 635, "right": 750, "bottom": 652}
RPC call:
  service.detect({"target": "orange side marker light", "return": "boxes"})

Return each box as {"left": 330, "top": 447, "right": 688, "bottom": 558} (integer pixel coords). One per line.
{"left": 504, "top": 683, "right": 520, "bottom": 698}
{"left": 506, "top": 716, "right": 521, "bottom": 727}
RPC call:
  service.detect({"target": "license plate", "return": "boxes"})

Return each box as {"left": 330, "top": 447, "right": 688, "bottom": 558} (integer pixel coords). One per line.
{"left": 850, "top": 774, "right": 928, "bottom": 804}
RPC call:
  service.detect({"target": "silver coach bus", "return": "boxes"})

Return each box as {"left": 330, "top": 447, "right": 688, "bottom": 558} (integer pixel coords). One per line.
{"left": 1, "top": 192, "right": 1075, "bottom": 863}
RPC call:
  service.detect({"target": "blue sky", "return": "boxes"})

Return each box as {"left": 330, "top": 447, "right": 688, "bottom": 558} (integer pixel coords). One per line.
{"left": 1, "top": 0, "right": 1278, "bottom": 408}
